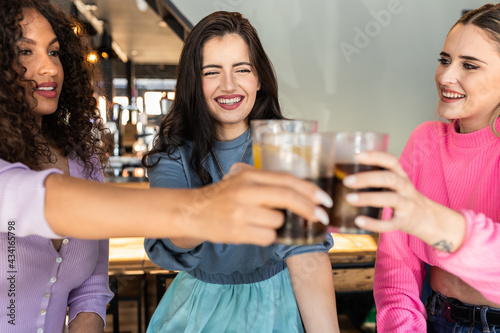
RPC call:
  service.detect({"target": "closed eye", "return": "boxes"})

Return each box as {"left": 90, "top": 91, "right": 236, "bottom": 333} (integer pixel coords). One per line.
{"left": 203, "top": 71, "right": 219, "bottom": 76}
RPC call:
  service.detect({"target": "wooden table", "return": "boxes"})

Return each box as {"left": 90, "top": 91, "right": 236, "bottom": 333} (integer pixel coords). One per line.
{"left": 329, "top": 233, "right": 378, "bottom": 292}
{"left": 109, "top": 233, "right": 378, "bottom": 293}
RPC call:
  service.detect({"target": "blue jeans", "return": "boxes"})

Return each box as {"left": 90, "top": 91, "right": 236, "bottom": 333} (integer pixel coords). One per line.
{"left": 426, "top": 291, "right": 499, "bottom": 333}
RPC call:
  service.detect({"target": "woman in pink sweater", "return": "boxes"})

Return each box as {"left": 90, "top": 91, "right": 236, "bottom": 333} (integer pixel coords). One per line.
{"left": 343, "top": 4, "right": 500, "bottom": 332}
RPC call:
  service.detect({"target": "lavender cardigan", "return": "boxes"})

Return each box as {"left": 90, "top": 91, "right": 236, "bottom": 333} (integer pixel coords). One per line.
{"left": 0, "top": 157, "right": 113, "bottom": 332}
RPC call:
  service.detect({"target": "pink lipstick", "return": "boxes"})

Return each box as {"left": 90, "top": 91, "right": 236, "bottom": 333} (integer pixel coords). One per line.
{"left": 215, "top": 95, "right": 244, "bottom": 110}
{"left": 35, "top": 82, "right": 58, "bottom": 99}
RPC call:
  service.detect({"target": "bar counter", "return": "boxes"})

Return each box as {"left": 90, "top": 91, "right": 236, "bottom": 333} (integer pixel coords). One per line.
{"left": 109, "top": 233, "right": 378, "bottom": 293}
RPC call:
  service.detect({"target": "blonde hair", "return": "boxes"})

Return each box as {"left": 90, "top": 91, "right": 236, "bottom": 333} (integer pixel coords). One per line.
{"left": 454, "top": 3, "right": 500, "bottom": 136}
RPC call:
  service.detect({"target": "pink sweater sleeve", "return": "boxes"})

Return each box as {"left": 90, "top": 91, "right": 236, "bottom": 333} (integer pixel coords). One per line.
{"left": 374, "top": 123, "right": 433, "bottom": 332}
{"left": 433, "top": 210, "right": 500, "bottom": 304}
{"left": 374, "top": 231, "right": 428, "bottom": 332}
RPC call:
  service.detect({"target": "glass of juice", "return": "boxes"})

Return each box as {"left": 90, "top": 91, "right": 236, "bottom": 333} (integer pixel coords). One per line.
{"left": 330, "top": 131, "right": 389, "bottom": 234}
{"left": 250, "top": 119, "right": 317, "bottom": 169}
{"left": 260, "top": 132, "right": 336, "bottom": 245}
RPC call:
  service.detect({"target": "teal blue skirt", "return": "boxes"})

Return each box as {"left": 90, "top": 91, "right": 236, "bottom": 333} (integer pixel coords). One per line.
{"left": 146, "top": 268, "right": 304, "bottom": 333}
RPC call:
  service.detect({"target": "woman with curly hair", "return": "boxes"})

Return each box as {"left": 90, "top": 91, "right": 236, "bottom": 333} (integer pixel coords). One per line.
{"left": 0, "top": 0, "right": 113, "bottom": 331}
{"left": 0, "top": 3, "right": 107, "bottom": 177}
{"left": 0, "top": 2, "right": 333, "bottom": 331}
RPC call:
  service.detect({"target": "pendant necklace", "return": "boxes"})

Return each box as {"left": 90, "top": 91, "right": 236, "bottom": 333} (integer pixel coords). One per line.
{"left": 212, "top": 130, "right": 250, "bottom": 176}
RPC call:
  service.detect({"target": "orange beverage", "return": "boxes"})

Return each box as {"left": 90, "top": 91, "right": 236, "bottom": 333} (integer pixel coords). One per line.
{"left": 250, "top": 119, "right": 317, "bottom": 169}
{"left": 252, "top": 144, "right": 262, "bottom": 169}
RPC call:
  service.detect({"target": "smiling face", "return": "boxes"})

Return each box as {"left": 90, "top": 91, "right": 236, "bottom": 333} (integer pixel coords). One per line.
{"left": 201, "top": 34, "right": 260, "bottom": 140}
{"left": 435, "top": 23, "right": 500, "bottom": 133}
{"left": 18, "top": 9, "right": 64, "bottom": 124}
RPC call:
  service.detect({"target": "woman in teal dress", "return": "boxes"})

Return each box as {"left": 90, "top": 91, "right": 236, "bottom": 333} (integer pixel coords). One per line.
{"left": 143, "top": 11, "right": 340, "bottom": 333}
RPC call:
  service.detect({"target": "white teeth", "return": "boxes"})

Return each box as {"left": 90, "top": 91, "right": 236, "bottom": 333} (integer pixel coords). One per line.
{"left": 442, "top": 91, "right": 465, "bottom": 99}
{"left": 37, "top": 87, "right": 55, "bottom": 91}
{"left": 217, "top": 97, "right": 242, "bottom": 105}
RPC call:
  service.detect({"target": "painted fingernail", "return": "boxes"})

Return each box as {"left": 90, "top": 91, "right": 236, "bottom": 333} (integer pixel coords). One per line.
{"left": 345, "top": 193, "right": 359, "bottom": 203}
{"left": 314, "top": 207, "right": 329, "bottom": 225}
{"left": 315, "top": 189, "right": 333, "bottom": 208}
{"left": 343, "top": 175, "right": 355, "bottom": 186}
{"left": 354, "top": 217, "right": 366, "bottom": 227}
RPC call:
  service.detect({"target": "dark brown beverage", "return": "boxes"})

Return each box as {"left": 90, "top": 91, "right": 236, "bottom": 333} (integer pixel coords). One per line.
{"left": 276, "top": 177, "right": 333, "bottom": 244}
{"left": 329, "top": 163, "right": 384, "bottom": 234}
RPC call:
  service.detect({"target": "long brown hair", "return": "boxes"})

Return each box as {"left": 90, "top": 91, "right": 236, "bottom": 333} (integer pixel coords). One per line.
{"left": 0, "top": 0, "right": 108, "bottom": 178}
{"left": 143, "top": 11, "right": 284, "bottom": 184}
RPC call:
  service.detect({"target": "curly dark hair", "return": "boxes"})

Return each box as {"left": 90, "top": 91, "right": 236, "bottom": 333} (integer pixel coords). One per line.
{"left": 143, "top": 11, "right": 284, "bottom": 184}
{"left": 0, "top": 0, "right": 108, "bottom": 178}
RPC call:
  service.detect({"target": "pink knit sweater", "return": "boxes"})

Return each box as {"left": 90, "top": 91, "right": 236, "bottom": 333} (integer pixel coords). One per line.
{"left": 374, "top": 119, "right": 500, "bottom": 332}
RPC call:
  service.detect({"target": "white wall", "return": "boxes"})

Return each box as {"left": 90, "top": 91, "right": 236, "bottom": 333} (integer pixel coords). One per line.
{"left": 172, "top": 0, "right": 490, "bottom": 155}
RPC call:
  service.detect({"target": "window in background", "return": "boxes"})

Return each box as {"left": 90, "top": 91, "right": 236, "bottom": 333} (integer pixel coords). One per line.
{"left": 113, "top": 96, "right": 129, "bottom": 126}
{"left": 98, "top": 96, "right": 107, "bottom": 123}
{"left": 144, "top": 91, "right": 165, "bottom": 115}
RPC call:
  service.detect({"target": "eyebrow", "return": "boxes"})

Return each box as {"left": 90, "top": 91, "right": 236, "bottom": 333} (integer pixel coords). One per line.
{"left": 440, "top": 51, "right": 487, "bottom": 64}
{"left": 19, "top": 37, "right": 59, "bottom": 46}
{"left": 202, "top": 62, "right": 253, "bottom": 70}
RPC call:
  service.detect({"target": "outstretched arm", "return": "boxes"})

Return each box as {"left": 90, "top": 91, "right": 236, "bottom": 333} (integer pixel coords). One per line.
{"left": 44, "top": 168, "right": 331, "bottom": 245}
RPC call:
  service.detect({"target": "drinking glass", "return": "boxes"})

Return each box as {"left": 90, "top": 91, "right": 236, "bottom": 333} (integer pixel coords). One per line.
{"left": 330, "top": 131, "right": 389, "bottom": 234}
{"left": 250, "top": 119, "right": 317, "bottom": 169}
{"left": 260, "top": 132, "right": 336, "bottom": 245}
